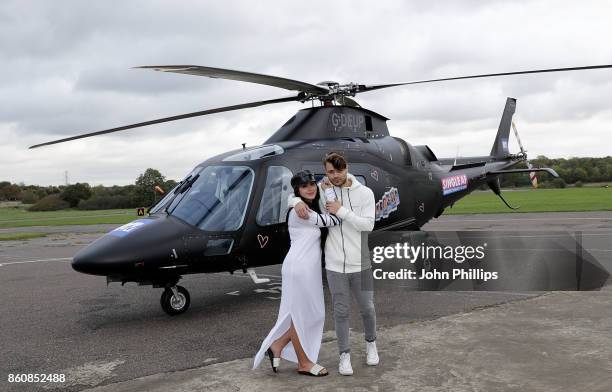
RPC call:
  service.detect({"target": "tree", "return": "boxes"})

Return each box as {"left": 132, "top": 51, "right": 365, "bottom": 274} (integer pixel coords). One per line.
{"left": 20, "top": 190, "right": 39, "bottom": 204}
{"left": 164, "top": 179, "right": 178, "bottom": 192}
{"left": 134, "top": 168, "right": 166, "bottom": 206}
{"left": 571, "top": 168, "right": 588, "bottom": 183}
{"left": 551, "top": 178, "right": 567, "bottom": 188}
{"left": 0, "top": 184, "right": 21, "bottom": 201}
{"left": 60, "top": 183, "right": 92, "bottom": 208}
{"left": 29, "top": 195, "right": 70, "bottom": 211}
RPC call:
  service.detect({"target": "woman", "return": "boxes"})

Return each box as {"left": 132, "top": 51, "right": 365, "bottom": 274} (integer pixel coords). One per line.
{"left": 252, "top": 170, "right": 340, "bottom": 376}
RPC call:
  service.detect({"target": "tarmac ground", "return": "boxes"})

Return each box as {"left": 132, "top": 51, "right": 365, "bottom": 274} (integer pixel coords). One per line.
{"left": 1, "top": 211, "right": 611, "bottom": 391}
{"left": 83, "top": 289, "right": 612, "bottom": 392}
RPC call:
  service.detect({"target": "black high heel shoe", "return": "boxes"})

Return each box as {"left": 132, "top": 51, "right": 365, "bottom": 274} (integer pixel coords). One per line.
{"left": 266, "top": 348, "right": 280, "bottom": 373}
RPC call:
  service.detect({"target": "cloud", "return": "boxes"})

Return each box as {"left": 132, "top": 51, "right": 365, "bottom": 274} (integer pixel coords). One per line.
{"left": 1, "top": 0, "right": 611, "bottom": 185}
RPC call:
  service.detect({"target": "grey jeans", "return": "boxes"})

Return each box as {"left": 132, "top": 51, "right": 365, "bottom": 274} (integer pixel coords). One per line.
{"left": 326, "top": 268, "right": 377, "bottom": 354}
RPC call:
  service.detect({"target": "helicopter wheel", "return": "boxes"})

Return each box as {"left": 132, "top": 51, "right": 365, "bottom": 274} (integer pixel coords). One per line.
{"left": 160, "top": 285, "right": 190, "bottom": 316}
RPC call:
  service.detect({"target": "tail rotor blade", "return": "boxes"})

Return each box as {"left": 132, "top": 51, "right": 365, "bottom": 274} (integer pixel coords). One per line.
{"left": 512, "top": 121, "right": 539, "bottom": 188}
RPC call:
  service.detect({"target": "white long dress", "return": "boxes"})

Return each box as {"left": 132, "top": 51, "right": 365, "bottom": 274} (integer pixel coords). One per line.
{"left": 253, "top": 208, "right": 340, "bottom": 369}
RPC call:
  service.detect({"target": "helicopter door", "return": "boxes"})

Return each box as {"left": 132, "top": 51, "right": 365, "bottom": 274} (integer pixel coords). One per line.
{"left": 413, "top": 170, "right": 441, "bottom": 227}
{"left": 251, "top": 166, "right": 294, "bottom": 266}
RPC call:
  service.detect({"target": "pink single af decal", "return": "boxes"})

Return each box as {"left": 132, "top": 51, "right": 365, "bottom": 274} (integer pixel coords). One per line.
{"left": 441, "top": 174, "right": 468, "bottom": 195}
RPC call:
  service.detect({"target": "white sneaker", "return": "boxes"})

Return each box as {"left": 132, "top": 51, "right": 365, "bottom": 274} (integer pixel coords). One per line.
{"left": 339, "top": 352, "right": 353, "bottom": 375}
{"left": 366, "top": 341, "right": 379, "bottom": 366}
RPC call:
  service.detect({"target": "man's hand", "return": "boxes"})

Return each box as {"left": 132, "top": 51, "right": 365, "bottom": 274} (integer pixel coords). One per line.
{"left": 326, "top": 200, "right": 341, "bottom": 214}
{"left": 295, "top": 201, "right": 311, "bottom": 219}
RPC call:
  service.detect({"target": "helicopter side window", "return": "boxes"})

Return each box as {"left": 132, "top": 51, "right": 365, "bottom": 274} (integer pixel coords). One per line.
{"left": 313, "top": 174, "right": 366, "bottom": 185}
{"left": 170, "top": 166, "right": 254, "bottom": 231}
{"left": 256, "top": 170, "right": 367, "bottom": 227}
{"left": 256, "top": 166, "right": 293, "bottom": 226}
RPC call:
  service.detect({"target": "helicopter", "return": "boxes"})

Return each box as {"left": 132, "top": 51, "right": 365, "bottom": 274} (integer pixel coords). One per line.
{"left": 30, "top": 64, "right": 612, "bottom": 315}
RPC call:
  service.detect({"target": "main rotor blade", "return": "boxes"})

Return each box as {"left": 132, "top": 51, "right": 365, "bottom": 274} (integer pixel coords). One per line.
{"left": 360, "top": 64, "right": 612, "bottom": 93}
{"left": 29, "top": 95, "right": 301, "bottom": 149}
{"left": 136, "top": 65, "right": 330, "bottom": 96}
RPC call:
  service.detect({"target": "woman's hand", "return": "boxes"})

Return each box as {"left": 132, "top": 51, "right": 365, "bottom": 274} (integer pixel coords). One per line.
{"left": 320, "top": 176, "right": 332, "bottom": 190}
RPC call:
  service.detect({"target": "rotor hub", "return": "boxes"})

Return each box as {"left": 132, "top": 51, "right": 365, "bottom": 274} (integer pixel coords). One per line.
{"left": 314, "top": 81, "right": 362, "bottom": 103}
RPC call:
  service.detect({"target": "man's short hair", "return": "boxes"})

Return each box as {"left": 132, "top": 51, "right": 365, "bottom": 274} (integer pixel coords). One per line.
{"left": 323, "top": 152, "right": 347, "bottom": 170}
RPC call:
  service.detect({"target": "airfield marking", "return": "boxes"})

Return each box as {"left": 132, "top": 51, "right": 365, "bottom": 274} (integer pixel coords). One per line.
{"left": 431, "top": 233, "right": 612, "bottom": 240}
{"left": 442, "top": 217, "right": 612, "bottom": 222}
{"left": 0, "top": 257, "right": 72, "bottom": 267}
{"left": 214, "top": 272, "right": 282, "bottom": 300}
{"left": 212, "top": 272, "right": 282, "bottom": 280}
{"left": 488, "top": 248, "right": 612, "bottom": 252}
{"left": 258, "top": 273, "right": 282, "bottom": 279}
{"left": 254, "top": 288, "right": 281, "bottom": 294}
{"left": 459, "top": 291, "right": 537, "bottom": 297}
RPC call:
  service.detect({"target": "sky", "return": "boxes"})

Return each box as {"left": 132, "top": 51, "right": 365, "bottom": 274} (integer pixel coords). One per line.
{"left": 1, "top": 0, "right": 611, "bottom": 186}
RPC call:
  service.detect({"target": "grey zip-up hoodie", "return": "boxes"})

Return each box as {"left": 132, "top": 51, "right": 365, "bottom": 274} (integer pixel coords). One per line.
{"left": 289, "top": 173, "right": 375, "bottom": 273}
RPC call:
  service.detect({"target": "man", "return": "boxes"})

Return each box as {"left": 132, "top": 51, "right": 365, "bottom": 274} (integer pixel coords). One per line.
{"left": 289, "top": 152, "right": 378, "bottom": 376}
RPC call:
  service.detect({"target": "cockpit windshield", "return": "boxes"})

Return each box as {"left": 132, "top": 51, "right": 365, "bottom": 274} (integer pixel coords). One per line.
{"left": 168, "top": 166, "right": 254, "bottom": 231}
{"left": 148, "top": 168, "right": 201, "bottom": 215}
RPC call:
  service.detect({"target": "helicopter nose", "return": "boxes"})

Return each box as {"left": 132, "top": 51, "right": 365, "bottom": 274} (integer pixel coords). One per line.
{"left": 72, "top": 243, "right": 129, "bottom": 275}
{"left": 71, "top": 216, "right": 195, "bottom": 276}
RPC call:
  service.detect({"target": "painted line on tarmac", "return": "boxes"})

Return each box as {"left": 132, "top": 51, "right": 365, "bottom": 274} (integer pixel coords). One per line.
{"left": 0, "top": 260, "right": 278, "bottom": 280}
{"left": 433, "top": 233, "right": 612, "bottom": 240}
{"left": 258, "top": 273, "right": 282, "bottom": 279}
{"left": 212, "top": 272, "right": 282, "bottom": 280}
{"left": 0, "top": 257, "right": 72, "bottom": 267}
{"left": 0, "top": 254, "right": 29, "bottom": 261}
{"left": 461, "top": 291, "right": 537, "bottom": 296}
{"left": 442, "top": 217, "right": 612, "bottom": 222}
{"left": 489, "top": 248, "right": 612, "bottom": 252}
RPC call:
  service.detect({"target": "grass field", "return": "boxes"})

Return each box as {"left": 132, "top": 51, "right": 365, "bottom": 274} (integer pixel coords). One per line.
{"left": 0, "top": 187, "right": 609, "bottom": 229}
{"left": 0, "top": 232, "right": 49, "bottom": 241}
{"left": 0, "top": 207, "right": 138, "bottom": 228}
{"left": 446, "top": 187, "right": 612, "bottom": 214}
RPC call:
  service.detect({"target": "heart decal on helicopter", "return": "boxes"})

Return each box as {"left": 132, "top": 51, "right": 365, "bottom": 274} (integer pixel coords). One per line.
{"left": 371, "top": 170, "right": 379, "bottom": 181}
{"left": 257, "top": 234, "right": 269, "bottom": 248}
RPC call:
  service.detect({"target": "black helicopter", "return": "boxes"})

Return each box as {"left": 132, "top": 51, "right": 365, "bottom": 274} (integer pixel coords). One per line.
{"left": 31, "top": 64, "right": 612, "bottom": 315}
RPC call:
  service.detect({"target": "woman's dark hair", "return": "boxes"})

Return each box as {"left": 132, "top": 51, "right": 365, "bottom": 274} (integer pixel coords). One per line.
{"left": 289, "top": 170, "right": 328, "bottom": 266}
{"left": 292, "top": 172, "right": 322, "bottom": 214}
